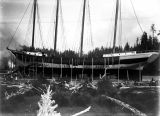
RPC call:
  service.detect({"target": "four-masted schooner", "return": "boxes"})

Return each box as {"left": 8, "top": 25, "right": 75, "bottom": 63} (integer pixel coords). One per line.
{"left": 7, "top": 0, "right": 159, "bottom": 80}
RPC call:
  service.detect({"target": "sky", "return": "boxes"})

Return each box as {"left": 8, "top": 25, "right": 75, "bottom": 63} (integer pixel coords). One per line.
{"left": 0, "top": 0, "right": 160, "bottom": 53}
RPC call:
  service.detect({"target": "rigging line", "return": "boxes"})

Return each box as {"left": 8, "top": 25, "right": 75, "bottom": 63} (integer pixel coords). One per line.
{"left": 7, "top": 0, "right": 32, "bottom": 48}
{"left": 130, "top": 0, "right": 144, "bottom": 33}
{"left": 88, "top": 0, "right": 94, "bottom": 49}
{"left": 37, "top": 3, "right": 44, "bottom": 49}
{"left": 48, "top": 0, "right": 56, "bottom": 49}
{"left": 24, "top": 3, "right": 33, "bottom": 46}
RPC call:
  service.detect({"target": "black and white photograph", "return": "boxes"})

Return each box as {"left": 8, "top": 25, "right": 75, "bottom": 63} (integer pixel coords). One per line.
{"left": 0, "top": 0, "right": 160, "bottom": 115}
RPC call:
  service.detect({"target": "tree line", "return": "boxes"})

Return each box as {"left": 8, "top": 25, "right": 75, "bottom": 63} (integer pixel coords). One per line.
{"left": 124, "top": 24, "right": 159, "bottom": 52}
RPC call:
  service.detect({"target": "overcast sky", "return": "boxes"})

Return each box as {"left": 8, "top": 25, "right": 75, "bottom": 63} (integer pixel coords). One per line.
{"left": 0, "top": 0, "right": 160, "bottom": 53}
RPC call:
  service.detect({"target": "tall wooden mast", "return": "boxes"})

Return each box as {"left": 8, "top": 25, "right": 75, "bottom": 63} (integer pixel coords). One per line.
{"left": 54, "top": 0, "right": 59, "bottom": 52}
{"left": 113, "top": 0, "right": 119, "bottom": 53}
{"left": 80, "top": 0, "right": 86, "bottom": 57}
{"left": 31, "top": 0, "right": 37, "bottom": 49}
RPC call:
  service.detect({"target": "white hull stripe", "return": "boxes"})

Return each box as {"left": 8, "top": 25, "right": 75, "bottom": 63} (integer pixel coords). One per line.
{"left": 120, "top": 53, "right": 152, "bottom": 60}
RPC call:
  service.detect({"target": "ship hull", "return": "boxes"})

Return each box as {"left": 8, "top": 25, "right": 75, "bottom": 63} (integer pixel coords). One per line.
{"left": 8, "top": 49, "right": 159, "bottom": 76}
{"left": 103, "top": 52, "right": 159, "bottom": 70}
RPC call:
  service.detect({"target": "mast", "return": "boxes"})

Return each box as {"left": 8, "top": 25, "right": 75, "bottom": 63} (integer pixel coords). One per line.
{"left": 54, "top": 0, "right": 59, "bottom": 52}
{"left": 113, "top": 0, "right": 119, "bottom": 53}
{"left": 80, "top": 0, "right": 86, "bottom": 57}
{"left": 31, "top": 0, "right": 37, "bottom": 49}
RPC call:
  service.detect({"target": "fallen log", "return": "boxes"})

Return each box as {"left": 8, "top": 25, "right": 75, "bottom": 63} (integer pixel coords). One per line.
{"left": 72, "top": 106, "right": 91, "bottom": 116}
{"left": 102, "top": 95, "right": 147, "bottom": 116}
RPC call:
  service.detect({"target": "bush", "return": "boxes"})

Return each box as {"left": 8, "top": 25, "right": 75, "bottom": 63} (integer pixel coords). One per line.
{"left": 24, "top": 89, "right": 36, "bottom": 96}
{"left": 31, "top": 80, "right": 48, "bottom": 95}
{"left": 94, "top": 95, "right": 117, "bottom": 113}
{"left": 79, "top": 86, "right": 98, "bottom": 97}
{"left": 37, "top": 74, "right": 49, "bottom": 85}
{"left": 97, "top": 78, "right": 118, "bottom": 97}
{"left": 86, "top": 88, "right": 97, "bottom": 97}
{"left": 71, "top": 92, "right": 91, "bottom": 106}
{"left": 52, "top": 91, "right": 70, "bottom": 107}
{"left": 31, "top": 74, "right": 49, "bottom": 90}
{"left": 1, "top": 94, "right": 25, "bottom": 113}
{"left": 94, "top": 95, "right": 108, "bottom": 106}
{"left": 8, "top": 94, "right": 25, "bottom": 105}
{"left": 37, "top": 86, "right": 61, "bottom": 116}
